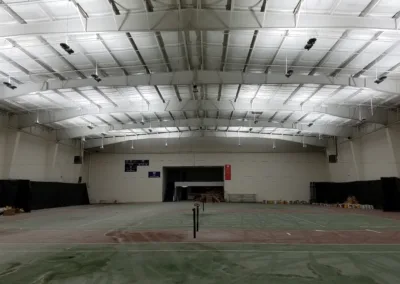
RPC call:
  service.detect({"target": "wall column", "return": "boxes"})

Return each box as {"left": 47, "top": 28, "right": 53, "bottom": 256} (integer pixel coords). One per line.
{"left": 3, "top": 131, "right": 21, "bottom": 179}
{"left": 349, "top": 140, "right": 362, "bottom": 180}
{"left": 46, "top": 142, "right": 60, "bottom": 181}
{"left": 385, "top": 128, "right": 400, "bottom": 177}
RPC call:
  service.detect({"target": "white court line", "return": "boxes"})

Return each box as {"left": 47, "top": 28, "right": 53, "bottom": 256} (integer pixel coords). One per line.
{"left": 359, "top": 226, "right": 400, "bottom": 228}
{"left": 1, "top": 242, "right": 400, "bottom": 246}
{"left": 284, "top": 213, "right": 326, "bottom": 227}
{"left": 77, "top": 213, "right": 123, "bottom": 228}
{"left": 366, "top": 229, "right": 381, "bottom": 234}
{"left": 315, "top": 230, "right": 325, "bottom": 232}
{"left": 286, "top": 233, "right": 291, "bottom": 236}
{"left": 1, "top": 249, "right": 400, "bottom": 254}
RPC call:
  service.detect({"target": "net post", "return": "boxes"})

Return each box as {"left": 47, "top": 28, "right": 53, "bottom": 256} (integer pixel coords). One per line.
{"left": 192, "top": 208, "right": 196, "bottom": 239}
{"left": 196, "top": 204, "right": 200, "bottom": 232}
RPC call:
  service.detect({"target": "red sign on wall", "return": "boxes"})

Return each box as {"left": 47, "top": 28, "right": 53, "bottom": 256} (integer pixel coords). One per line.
{"left": 225, "top": 164, "right": 232, "bottom": 181}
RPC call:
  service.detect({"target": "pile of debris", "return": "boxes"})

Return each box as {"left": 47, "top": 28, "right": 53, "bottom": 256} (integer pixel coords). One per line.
{"left": 0, "top": 206, "right": 24, "bottom": 216}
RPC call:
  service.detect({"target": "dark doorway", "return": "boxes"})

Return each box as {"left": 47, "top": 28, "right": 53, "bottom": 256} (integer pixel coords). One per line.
{"left": 163, "top": 167, "right": 224, "bottom": 202}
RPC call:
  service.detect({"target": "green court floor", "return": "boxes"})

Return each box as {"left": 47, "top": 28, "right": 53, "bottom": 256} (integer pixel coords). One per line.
{"left": 1, "top": 203, "right": 400, "bottom": 283}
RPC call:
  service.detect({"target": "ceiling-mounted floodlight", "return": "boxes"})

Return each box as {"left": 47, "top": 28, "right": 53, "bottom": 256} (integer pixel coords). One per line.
{"left": 374, "top": 76, "right": 387, "bottom": 84}
{"left": 304, "top": 38, "right": 317, "bottom": 51}
{"left": 3, "top": 82, "right": 17, "bottom": 90}
{"left": 131, "top": 139, "right": 135, "bottom": 150}
{"left": 285, "top": 69, "right": 294, "bottom": 78}
{"left": 193, "top": 84, "right": 199, "bottom": 94}
{"left": 272, "top": 140, "right": 276, "bottom": 149}
{"left": 60, "top": 43, "right": 74, "bottom": 55}
{"left": 91, "top": 74, "right": 101, "bottom": 83}
{"left": 91, "top": 62, "right": 101, "bottom": 82}
{"left": 3, "top": 77, "right": 17, "bottom": 90}
{"left": 165, "top": 141, "right": 168, "bottom": 147}
{"left": 284, "top": 52, "right": 294, "bottom": 78}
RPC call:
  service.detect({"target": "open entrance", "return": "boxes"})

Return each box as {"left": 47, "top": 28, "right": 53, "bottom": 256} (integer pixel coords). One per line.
{"left": 163, "top": 167, "right": 224, "bottom": 202}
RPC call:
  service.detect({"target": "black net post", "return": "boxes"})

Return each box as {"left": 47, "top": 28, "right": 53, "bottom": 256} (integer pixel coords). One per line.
{"left": 192, "top": 208, "right": 196, "bottom": 239}
{"left": 202, "top": 200, "right": 205, "bottom": 212}
{"left": 196, "top": 204, "right": 200, "bottom": 232}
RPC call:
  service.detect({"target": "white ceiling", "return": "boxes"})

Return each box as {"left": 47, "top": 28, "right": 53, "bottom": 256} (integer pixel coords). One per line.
{"left": 0, "top": 0, "right": 399, "bottom": 148}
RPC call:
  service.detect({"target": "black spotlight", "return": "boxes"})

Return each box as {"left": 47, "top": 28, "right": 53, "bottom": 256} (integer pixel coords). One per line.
{"left": 91, "top": 74, "right": 102, "bottom": 83}
{"left": 193, "top": 84, "right": 198, "bottom": 94}
{"left": 3, "top": 82, "right": 17, "bottom": 90}
{"left": 285, "top": 69, "right": 294, "bottom": 78}
{"left": 60, "top": 43, "right": 74, "bottom": 55}
{"left": 374, "top": 76, "right": 387, "bottom": 84}
{"left": 304, "top": 38, "right": 317, "bottom": 51}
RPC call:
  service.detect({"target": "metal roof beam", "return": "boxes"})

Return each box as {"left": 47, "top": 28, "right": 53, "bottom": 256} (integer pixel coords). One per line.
{"left": 2, "top": 71, "right": 398, "bottom": 100}
{"left": 84, "top": 131, "right": 327, "bottom": 149}
{"left": 57, "top": 118, "right": 352, "bottom": 140}
{"left": 17, "top": 98, "right": 388, "bottom": 128}
{"left": 1, "top": 9, "right": 399, "bottom": 37}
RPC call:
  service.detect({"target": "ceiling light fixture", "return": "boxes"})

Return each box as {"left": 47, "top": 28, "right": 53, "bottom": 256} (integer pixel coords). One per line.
{"left": 284, "top": 53, "right": 293, "bottom": 78}
{"left": 3, "top": 77, "right": 17, "bottom": 90}
{"left": 100, "top": 137, "right": 104, "bottom": 149}
{"left": 285, "top": 69, "right": 294, "bottom": 78}
{"left": 60, "top": 42, "right": 74, "bottom": 55}
{"left": 91, "top": 61, "right": 101, "bottom": 82}
{"left": 273, "top": 140, "right": 276, "bottom": 149}
{"left": 131, "top": 139, "right": 135, "bottom": 150}
{"left": 304, "top": 38, "right": 317, "bottom": 51}
{"left": 193, "top": 84, "right": 198, "bottom": 94}
{"left": 374, "top": 76, "right": 387, "bottom": 84}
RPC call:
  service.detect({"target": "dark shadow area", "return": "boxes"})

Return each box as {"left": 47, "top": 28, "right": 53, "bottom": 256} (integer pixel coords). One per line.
{"left": 0, "top": 180, "right": 89, "bottom": 211}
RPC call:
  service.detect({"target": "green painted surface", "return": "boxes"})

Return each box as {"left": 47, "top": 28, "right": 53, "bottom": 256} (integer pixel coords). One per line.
{"left": 1, "top": 203, "right": 400, "bottom": 283}
{"left": 1, "top": 243, "right": 400, "bottom": 283}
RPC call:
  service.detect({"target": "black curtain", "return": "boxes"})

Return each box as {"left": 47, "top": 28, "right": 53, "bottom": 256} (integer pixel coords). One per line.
{"left": 381, "top": 177, "right": 400, "bottom": 212}
{"left": 311, "top": 180, "right": 383, "bottom": 209}
{"left": 0, "top": 180, "right": 89, "bottom": 211}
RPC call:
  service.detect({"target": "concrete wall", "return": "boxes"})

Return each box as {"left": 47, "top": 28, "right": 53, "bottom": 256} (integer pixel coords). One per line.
{"left": 88, "top": 152, "right": 329, "bottom": 203}
{"left": 328, "top": 126, "right": 400, "bottom": 182}
{"left": 0, "top": 119, "right": 85, "bottom": 182}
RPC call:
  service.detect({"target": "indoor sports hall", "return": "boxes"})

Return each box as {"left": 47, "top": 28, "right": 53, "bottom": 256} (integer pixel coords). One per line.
{"left": 1, "top": 0, "right": 400, "bottom": 283}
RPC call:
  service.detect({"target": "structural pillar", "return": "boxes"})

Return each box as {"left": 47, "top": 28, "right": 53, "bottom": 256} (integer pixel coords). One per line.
{"left": 385, "top": 128, "right": 400, "bottom": 177}
{"left": 3, "top": 131, "right": 21, "bottom": 179}
{"left": 349, "top": 140, "right": 362, "bottom": 180}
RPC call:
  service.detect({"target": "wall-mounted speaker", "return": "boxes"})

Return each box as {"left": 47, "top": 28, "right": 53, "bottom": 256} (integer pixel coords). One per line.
{"left": 328, "top": 155, "right": 337, "bottom": 163}
{"left": 74, "top": 156, "right": 83, "bottom": 164}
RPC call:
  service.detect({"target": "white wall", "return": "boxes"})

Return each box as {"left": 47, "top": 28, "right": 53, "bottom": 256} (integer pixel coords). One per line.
{"left": 328, "top": 126, "right": 400, "bottom": 182}
{"left": 88, "top": 152, "right": 329, "bottom": 203}
{"left": 327, "top": 141, "right": 358, "bottom": 182}
{"left": 0, "top": 121, "right": 86, "bottom": 182}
